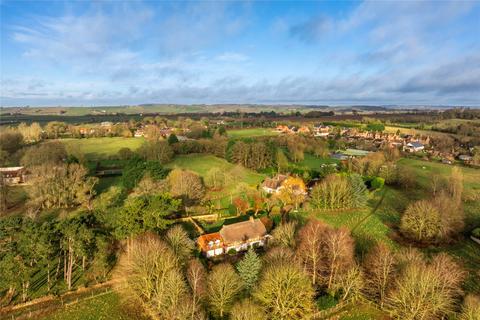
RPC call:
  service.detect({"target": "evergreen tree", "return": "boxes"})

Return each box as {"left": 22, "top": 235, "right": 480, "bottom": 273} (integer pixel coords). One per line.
{"left": 167, "top": 133, "right": 179, "bottom": 145}
{"left": 236, "top": 248, "right": 262, "bottom": 292}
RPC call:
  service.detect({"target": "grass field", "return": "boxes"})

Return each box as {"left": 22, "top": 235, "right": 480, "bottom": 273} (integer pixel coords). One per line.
{"left": 296, "top": 153, "right": 339, "bottom": 170}
{"left": 397, "top": 158, "right": 480, "bottom": 192}
{"left": 59, "top": 137, "right": 145, "bottom": 160}
{"left": 40, "top": 291, "right": 144, "bottom": 320}
{"left": 165, "top": 154, "right": 265, "bottom": 211}
{"left": 165, "top": 154, "right": 264, "bottom": 185}
{"left": 227, "top": 128, "right": 280, "bottom": 138}
{"left": 311, "top": 187, "right": 402, "bottom": 255}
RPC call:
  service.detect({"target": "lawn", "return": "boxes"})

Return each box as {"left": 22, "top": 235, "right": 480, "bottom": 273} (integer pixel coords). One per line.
{"left": 59, "top": 137, "right": 145, "bottom": 160}
{"left": 295, "top": 153, "right": 339, "bottom": 170}
{"left": 166, "top": 154, "right": 265, "bottom": 212}
{"left": 397, "top": 158, "right": 480, "bottom": 192}
{"left": 311, "top": 187, "right": 401, "bottom": 255}
{"left": 227, "top": 128, "right": 280, "bottom": 138}
{"left": 165, "top": 154, "right": 264, "bottom": 185}
{"left": 40, "top": 291, "right": 145, "bottom": 320}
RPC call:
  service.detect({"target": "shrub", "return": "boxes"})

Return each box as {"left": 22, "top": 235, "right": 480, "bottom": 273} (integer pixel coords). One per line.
{"left": 370, "top": 177, "right": 385, "bottom": 190}
{"left": 472, "top": 228, "right": 480, "bottom": 238}
{"left": 228, "top": 248, "right": 237, "bottom": 255}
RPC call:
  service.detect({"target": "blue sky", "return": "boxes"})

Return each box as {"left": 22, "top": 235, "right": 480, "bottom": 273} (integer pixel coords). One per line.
{"left": 1, "top": 0, "right": 479, "bottom": 106}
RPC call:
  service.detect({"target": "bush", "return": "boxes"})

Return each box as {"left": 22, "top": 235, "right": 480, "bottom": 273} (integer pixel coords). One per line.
{"left": 118, "top": 147, "right": 134, "bottom": 160}
{"left": 472, "top": 228, "right": 480, "bottom": 238}
{"left": 370, "top": 177, "right": 385, "bottom": 190}
{"left": 228, "top": 248, "right": 237, "bottom": 255}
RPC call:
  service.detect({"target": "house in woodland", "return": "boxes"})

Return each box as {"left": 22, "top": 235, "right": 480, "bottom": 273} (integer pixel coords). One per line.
{"left": 197, "top": 217, "right": 268, "bottom": 258}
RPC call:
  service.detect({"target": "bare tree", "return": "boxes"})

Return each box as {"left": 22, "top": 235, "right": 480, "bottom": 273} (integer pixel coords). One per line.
{"left": 387, "top": 252, "right": 465, "bottom": 320}
{"left": 117, "top": 233, "right": 191, "bottom": 319}
{"left": 321, "top": 227, "right": 355, "bottom": 291}
{"left": 363, "top": 243, "right": 396, "bottom": 307}
{"left": 230, "top": 299, "right": 265, "bottom": 320}
{"left": 271, "top": 222, "right": 297, "bottom": 249}
{"left": 459, "top": 294, "right": 480, "bottom": 320}
{"left": 207, "top": 263, "right": 243, "bottom": 318}
{"left": 253, "top": 260, "right": 314, "bottom": 320}
{"left": 186, "top": 259, "right": 207, "bottom": 320}
{"left": 296, "top": 219, "right": 329, "bottom": 286}
{"left": 165, "top": 225, "right": 194, "bottom": 266}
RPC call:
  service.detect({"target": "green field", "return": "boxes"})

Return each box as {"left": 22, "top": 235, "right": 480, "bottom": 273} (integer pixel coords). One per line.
{"left": 40, "top": 291, "right": 144, "bottom": 320}
{"left": 397, "top": 158, "right": 480, "bottom": 192}
{"left": 166, "top": 154, "right": 265, "bottom": 211}
{"left": 296, "top": 153, "right": 339, "bottom": 170}
{"left": 59, "top": 137, "right": 145, "bottom": 160}
{"left": 310, "top": 158, "right": 480, "bottom": 293}
{"left": 227, "top": 128, "right": 280, "bottom": 138}
{"left": 165, "top": 154, "right": 264, "bottom": 185}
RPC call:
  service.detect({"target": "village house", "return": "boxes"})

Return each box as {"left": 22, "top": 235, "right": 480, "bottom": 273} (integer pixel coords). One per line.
{"left": 0, "top": 166, "right": 28, "bottom": 184}
{"left": 404, "top": 141, "right": 425, "bottom": 152}
{"left": 297, "top": 126, "right": 310, "bottom": 134}
{"left": 459, "top": 154, "right": 473, "bottom": 164}
{"left": 313, "top": 124, "right": 331, "bottom": 137}
{"left": 197, "top": 217, "right": 268, "bottom": 258}
{"left": 275, "top": 125, "right": 298, "bottom": 134}
{"left": 261, "top": 174, "right": 288, "bottom": 194}
{"left": 134, "top": 129, "right": 144, "bottom": 138}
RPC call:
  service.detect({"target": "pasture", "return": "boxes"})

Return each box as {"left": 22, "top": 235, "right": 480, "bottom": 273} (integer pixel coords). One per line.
{"left": 227, "top": 128, "right": 279, "bottom": 138}
{"left": 59, "top": 137, "right": 145, "bottom": 160}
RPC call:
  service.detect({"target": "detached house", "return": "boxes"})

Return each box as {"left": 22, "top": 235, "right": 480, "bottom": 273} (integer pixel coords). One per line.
{"left": 198, "top": 217, "right": 268, "bottom": 258}
{"left": 261, "top": 174, "right": 288, "bottom": 194}
{"left": 404, "top": 142, "right": 425, "bottom": 152}
{"left": 313, "top": 124, "right": 331, "bottom": 137}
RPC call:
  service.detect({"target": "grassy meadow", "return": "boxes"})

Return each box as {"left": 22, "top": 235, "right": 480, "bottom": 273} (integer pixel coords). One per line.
{"left": 165, "top": 154, "right": 265, "bottom": 185}
{"left": 227, "top": 127, "right": 280, "bottom": 138}
{"left": 59, "top": 137, "right": 145, "bottom": 160}
{"left": 165, "top": 154, "right": 265, "bottom": 212}
{"left": 307, "top": 157, "right": 480, "bottom": 293}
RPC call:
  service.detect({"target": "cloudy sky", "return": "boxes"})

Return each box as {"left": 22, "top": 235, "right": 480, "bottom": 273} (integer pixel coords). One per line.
{"left": 1, "top": 1, "right": 479, "bottom": 107}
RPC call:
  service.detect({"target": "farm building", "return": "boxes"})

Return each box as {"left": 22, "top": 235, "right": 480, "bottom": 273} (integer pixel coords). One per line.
{"left": 197, "top": 217, "right": 268, "bottom": 258}
{"left": 0, "top": 166, "right": 28, "bottom": 184}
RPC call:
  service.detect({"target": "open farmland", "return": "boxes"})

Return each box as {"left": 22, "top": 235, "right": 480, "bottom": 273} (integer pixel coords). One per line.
{"left": 59, "top": 137, "right": 145, "bottom": 160}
